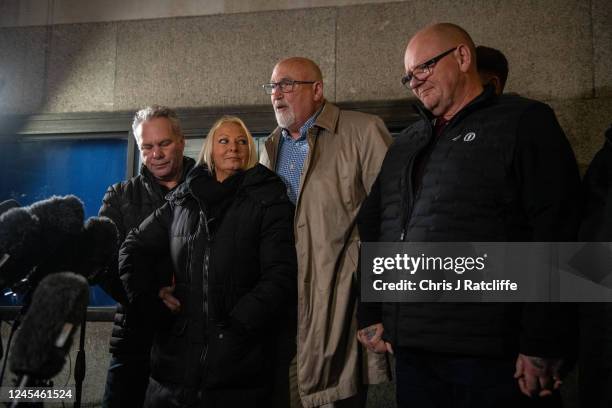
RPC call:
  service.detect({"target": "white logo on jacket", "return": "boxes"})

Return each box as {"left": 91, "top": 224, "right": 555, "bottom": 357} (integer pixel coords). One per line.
{"left": 452, "top": 132, "right": 477, "bottom": 142}
{"left": 463, "top": 132, "right": 476, "bottom": 142}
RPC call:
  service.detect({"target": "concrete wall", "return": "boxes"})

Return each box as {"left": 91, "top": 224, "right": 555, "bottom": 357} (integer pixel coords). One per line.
{"left": 0, "top": 0, "right": 610, "bottom": 168}
{"left": 0, "top": 0, "right": 404, "bottom": 27}
{"left": 0, "top": 1, "right": 611, "bottom": 406}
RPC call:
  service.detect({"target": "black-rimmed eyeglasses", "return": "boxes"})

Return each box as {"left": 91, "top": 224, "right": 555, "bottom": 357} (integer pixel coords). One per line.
{"left": 401, "top": 47, "right": 457, "bottom": 88}
{"left": 262, "top": 79, "right": 316, "bottom": 95}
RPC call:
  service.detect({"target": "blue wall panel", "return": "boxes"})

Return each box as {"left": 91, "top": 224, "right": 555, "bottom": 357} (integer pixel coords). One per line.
{"left": 0, "top": 138, "right": 127, "bottom": 306}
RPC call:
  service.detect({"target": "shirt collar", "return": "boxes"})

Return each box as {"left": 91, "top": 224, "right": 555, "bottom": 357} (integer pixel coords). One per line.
{"left": 281, "top": 103, "right": 325, "bottom": 141}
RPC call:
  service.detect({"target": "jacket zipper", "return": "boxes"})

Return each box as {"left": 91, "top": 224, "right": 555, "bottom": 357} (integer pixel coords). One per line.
{"left": 399, "top": 122, "right": 434, "bottom": 241}
{"left": 198, "top": 208, "right": 213, "bottom": 369}
{"left": 395, "top": 124, "right": 433, "bottom": 346}
{"left": 187, "top": 184, "right": 212, "bottom": 363}
{"left": 201, "top": 210, "right": 212, "bottom": 315}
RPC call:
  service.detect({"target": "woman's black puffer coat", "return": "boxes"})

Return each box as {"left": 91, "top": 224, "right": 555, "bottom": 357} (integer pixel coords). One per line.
{"left": 119, "top": 163, "right": 297, "bottom": 406}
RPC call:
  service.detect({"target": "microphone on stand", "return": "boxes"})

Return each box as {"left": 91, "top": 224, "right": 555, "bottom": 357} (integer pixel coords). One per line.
{"left": 8, "top": 272, "right": 88, "bottom": 406}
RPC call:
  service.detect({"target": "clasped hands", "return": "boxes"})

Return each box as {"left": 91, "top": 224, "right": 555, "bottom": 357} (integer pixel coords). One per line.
{"left": 357, "top": 323, "right": 393, "bottom": 354}
{"left": 514, "top": 353, "right": 564, "bottom": 398}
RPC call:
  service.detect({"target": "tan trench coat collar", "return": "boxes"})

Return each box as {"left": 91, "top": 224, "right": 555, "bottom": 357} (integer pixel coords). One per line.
{"left": 263, "top": 101, "right": 339, "bottom": 169}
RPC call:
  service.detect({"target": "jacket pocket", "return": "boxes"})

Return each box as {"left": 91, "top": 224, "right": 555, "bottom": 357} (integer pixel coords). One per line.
{"left": 150, "top": 316, "right": 190, "bottom": 384}
{"left": 204, "top": 324, "right": 268, "bottom": 389}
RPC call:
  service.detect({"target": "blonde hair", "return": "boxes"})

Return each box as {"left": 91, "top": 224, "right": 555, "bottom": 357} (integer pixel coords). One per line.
{"left": 197, "top": 115, "right": 258, "bottom": 174}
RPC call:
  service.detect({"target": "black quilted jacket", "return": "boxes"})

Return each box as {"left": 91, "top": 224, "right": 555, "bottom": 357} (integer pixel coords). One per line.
{"left": 119, "top": 164, "right": 296, "bottom": 402}
{"left": 358, "top": 87, "right": 581, "bottom": 358}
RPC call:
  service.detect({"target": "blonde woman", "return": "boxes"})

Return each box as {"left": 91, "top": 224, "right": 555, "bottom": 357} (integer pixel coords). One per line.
{"left": 119, "top": 116, "right": 296, "bottom": 407}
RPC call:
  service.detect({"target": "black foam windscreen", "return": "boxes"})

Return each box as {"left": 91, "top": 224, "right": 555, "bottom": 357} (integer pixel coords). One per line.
{"left": 0, "top": 199, "right": 20, "bottom": 216}
{"left": 9, "top": 272, "right": 89, "bottom": 380}
{"left": 76, "top": 216, "right": 119, "bottom": 283}
{"left": 27, "top": 195, "right": 84, "bottom": 239}
{"left": 0, "top": 208, "right": 42, "bottom": 289}
{"left": 22, "top": 196, "right": 85, "bottom": 286}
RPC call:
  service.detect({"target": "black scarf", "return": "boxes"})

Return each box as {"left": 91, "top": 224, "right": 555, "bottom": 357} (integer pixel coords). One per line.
{"left": 191, "top": 169, "right": 246, "bottom": 226}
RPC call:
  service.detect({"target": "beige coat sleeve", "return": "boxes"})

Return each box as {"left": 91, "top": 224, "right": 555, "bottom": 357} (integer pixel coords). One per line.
{"left": 358, "top": 116, "right": 393, "bottom": 194}
{"left": 357, "top": 115, "right": 393, "bottom": 385}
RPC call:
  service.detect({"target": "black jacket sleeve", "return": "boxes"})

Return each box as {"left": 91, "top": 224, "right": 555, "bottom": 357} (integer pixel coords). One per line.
{"left": 356, "top": 175, "right": 383, "bottom": 330}
{"left": 119, "top": 203, "right": 172, "bottom": 310}
{"left": 514, "top": 102, "right": 581, "bottom": 358}
{"left": 97, "top": 184, "right": 130, "bottom": 304}
{"left": 229, "top": 197, "right": 297, "bottom": 334}
{"left": 514, "top": 102, "right": 582, "bottom": 241}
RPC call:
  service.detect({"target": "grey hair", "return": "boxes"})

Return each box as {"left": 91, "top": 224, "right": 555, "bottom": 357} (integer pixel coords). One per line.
{"left": 131, "top": 105, "right": 184, "bottom": 143}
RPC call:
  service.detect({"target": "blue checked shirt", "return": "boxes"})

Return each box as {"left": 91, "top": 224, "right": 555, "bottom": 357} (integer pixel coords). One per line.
{"left": 276, "top": 107, "right": 323, "bottom": 204}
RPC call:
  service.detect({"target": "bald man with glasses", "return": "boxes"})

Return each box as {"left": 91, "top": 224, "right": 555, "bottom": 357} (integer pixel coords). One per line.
{"left": 357, "top": 23, "right": 581, "bottom": 408}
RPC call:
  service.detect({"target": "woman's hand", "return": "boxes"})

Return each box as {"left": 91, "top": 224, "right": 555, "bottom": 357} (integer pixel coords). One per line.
{"left": 159, "top": 284, "right": 181, "bottom": 313}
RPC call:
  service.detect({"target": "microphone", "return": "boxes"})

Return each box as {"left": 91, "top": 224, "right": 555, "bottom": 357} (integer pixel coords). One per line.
{"left": 27, "top": 195, "right": 84, "bottom": 246}
{"left": 0, "top": 208, "right": 42, "bottom": 289}
{"left": 9, "top": 272, "right": 89, "bottom": 382}
{"left": 0, "top": 199, "right": 20, "bottom": 216}
{"left": 0, "top": 196, "right": 118, "bottom": 293}
{"left": 18, "top": 196, "right": 85, "bottom": 289}
{"left": 74, "top": 216, "right": 119, "bottom": 284}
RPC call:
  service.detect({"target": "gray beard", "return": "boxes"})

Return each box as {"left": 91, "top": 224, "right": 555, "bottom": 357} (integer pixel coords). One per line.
{"left": 275, "top": 108, "right": 295, "bottom": 129}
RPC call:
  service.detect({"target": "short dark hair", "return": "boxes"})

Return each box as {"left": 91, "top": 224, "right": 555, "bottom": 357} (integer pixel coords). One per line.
{"left": 476, "top": 45, "right": 509, "bottom": 91}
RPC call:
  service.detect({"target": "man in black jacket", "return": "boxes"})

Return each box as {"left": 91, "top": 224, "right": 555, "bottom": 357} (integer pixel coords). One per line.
{"left": 357, "top": 23, "right": 581, "bottom": 408}
{"left": 578, "top": 123, "right": 612, "bottom": 408}
{"left": 98, "top": 105, "right": 195, "bottom": 407}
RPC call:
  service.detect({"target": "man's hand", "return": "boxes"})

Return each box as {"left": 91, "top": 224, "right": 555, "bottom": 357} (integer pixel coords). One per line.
{"left": 159, "top": 285, "right": 181, "bottom": 313}
{"left": 357, "top": 323, "right": 393, "bottom": 354}
{"left": 514, "top": 353, "right": 564, "bottom": 397}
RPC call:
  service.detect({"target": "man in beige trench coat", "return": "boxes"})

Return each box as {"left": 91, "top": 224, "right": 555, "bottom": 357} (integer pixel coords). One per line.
{"left": 260, "top": 57, "right": 392, "bottom": 408}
